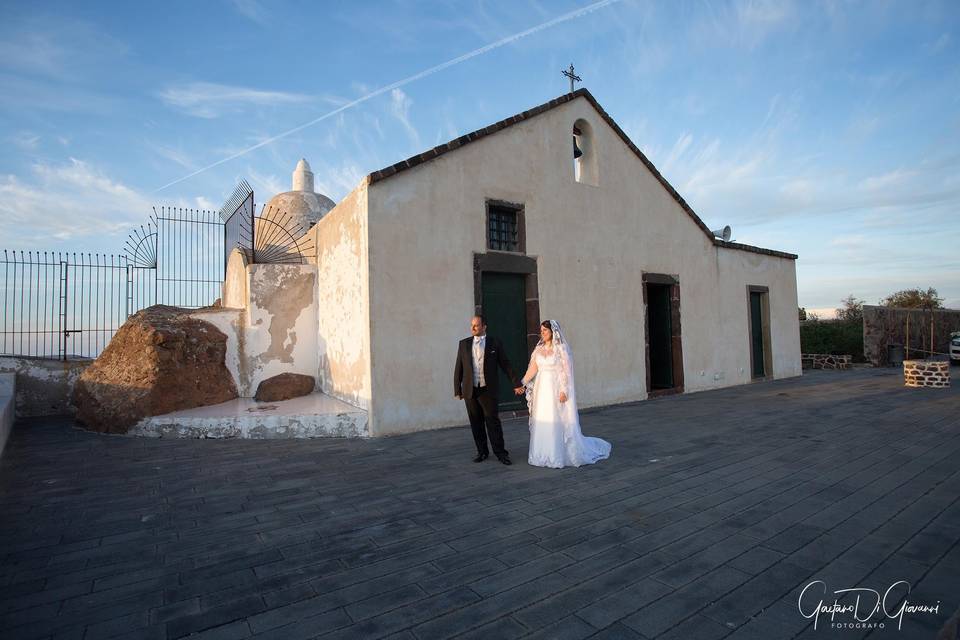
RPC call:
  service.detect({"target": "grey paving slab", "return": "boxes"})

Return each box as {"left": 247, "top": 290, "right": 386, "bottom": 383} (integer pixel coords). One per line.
{"left": 0, "top": 368, "right": 958, "bottom": 639}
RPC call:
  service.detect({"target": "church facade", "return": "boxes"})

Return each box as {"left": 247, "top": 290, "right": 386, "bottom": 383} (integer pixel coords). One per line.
{"left": 307, "top": 89, "right": 802, "bottom": 436}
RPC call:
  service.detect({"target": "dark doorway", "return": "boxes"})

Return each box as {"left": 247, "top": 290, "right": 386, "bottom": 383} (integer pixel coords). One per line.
{"left": 748, "top": 287, "right": 771, "bottom": 379}
{"left": 481, "top": 272, "right": 527, "bottom": 409}
{"left": 643, "top": 274, "right": 684, "bottom": 396}
{"left": 646, "top": 283, "right": 674, "bottom": 390}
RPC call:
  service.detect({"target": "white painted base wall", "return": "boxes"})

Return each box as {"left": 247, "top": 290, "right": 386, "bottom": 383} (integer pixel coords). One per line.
{"left": 0, "top": 373, "right": 14, "bottom": 461}
{"left": 130, "top": 393, "right": 368, "bottom": 439}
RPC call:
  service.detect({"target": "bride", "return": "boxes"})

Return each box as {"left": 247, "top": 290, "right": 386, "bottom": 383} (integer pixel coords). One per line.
{"left": 514, "top": 320, "right": 611, "bottom": 468}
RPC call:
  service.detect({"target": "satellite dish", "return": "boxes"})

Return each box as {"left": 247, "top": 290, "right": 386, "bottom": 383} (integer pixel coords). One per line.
{"left": 712, "top": 225, "right": 732, "bottom": 241}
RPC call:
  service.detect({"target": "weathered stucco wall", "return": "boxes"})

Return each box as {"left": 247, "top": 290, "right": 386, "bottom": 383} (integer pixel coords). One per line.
{"left": 309, "top": 182, "right": 371, "bottom": 411}
{"left": 243, "top": 264, "right": 318, "bottom": 396}
{"left": 197, "top": 265, "right": 319, "bottom": 398}
{"left": 0, "top": 356, "right": 92, "bottom": 417}
{"left": 863, "top": 305, "right": 960, "bottom": 366}
{"left": 365, "top": 95, "right": 800, "bottom": 435}
{"left": 188, "top": 307, "right": 244, "bottom": 394}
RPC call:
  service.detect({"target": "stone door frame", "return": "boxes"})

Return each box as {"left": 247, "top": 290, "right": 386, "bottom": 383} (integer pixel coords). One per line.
{"left": 643, "top": 272, "right": 684, "bottom": 398}
{"left": 473, "top": 252, "right": 540, "bottom": 356}
{"left": 747, "top": 285, "right": 773, "bottom": 380}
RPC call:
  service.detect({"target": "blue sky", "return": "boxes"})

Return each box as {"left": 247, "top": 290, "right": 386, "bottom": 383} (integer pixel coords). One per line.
{"left": 1, "top": 0, "right": 957, "bottom": 313}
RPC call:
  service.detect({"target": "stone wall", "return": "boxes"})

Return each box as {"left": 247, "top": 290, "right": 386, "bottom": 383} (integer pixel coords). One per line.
{"left": 863, "top": 305, "right": 960, "bottom": 366}
{"left": 0, "top": 356, "right": 92, "bottom": 417}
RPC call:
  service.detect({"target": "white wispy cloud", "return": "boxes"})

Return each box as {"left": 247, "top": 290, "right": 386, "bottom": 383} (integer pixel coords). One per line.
{"left": 390, "top": 88, "right": 421, "bottom": 150}
{"left": 158, "top": 82, "right": 311, "bottom": 118}
{"left": 858, "top": 168, "right": 915, "bottom": 192}
{"left": 314, "top": 163, "right": 366, "bottom": 202}
{"left": 0, "top": 159, "right": 149, "bottom": 245}
{"left": 245, "top": 166, "right": 286, "bottom": 198}
{"left": 926, "top": 32, "right": 951, "bottom": 54}
{"left": 154, "top": 0, "right": 626, "bottom": 191}
{"left": 150, "top": 143, "right": 196, "bottom": 170}
{"left": 11, "top": 132, "right": 40, "bottom": 150}
{"left": 228, "top": 0, "right": 267, "bottom": 23}
{"left": 194, "top": 196, "right": 217, "bottom": 210}
{"left": 689, "top": 0, "right": 796, "bottom": 50}
{"left": 662, "top": 132, "right": 693, "bottom": 174}
{"left": 0, "top": 17, "right": 128, "bottom": 79}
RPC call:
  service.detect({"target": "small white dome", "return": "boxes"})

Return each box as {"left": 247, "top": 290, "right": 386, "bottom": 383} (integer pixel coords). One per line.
{"left": 260, "top": 158, "right": 335, "bottom": 238}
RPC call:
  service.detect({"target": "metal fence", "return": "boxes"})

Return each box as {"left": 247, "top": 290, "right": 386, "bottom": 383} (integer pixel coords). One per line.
{"left": 0, "top": 251, "right": 153, "bottom": 359}
{"left": 220, "top": 180, "right": 255, "bottom": 269}
{"left": 155, "top": 207, "right": 225, "bottom": 309}
{"left": 2, "top": 179, "right": 318, "bottom": 361}
{"left": 219, "top": 180, "right": 316, "bottom": 265}
{"left": 2, "top": 207, "right": 225, "bottom": 360}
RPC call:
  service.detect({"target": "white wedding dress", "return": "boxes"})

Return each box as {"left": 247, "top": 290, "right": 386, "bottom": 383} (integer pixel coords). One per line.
{"left": 522, "top": 331, "right": 611, "bottom": 469}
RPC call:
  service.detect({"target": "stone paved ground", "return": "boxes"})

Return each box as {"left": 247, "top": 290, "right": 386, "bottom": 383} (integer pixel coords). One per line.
{"left": 1, "top": 368, "right": 958, "bottom": 640}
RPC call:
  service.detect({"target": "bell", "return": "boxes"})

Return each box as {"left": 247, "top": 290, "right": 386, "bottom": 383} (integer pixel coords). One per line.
{"left": 573, "top": 136, "right": 583, "bottom": 159}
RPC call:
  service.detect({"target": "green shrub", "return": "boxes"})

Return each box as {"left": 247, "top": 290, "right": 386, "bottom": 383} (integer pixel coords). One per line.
{"left": 799, "top": 319, "right": 864, "bottom": 362}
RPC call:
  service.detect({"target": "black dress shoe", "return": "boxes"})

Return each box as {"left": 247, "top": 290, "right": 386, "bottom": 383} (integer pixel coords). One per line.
{"left": 497, "top": 455, "right": 512, "bottom": 466}
{"left": 473, "top": 452, "right": 489, "bottom": 463}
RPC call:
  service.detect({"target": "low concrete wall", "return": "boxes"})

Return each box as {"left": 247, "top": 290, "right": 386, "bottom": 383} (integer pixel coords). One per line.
{"left": 0, "top": 356, "right": 92, "bottom": 417}
{"left": 863, "top": 305, "right": 960, "bottom": 366}
{"left": 0, "top": 373, "right": 14, "bottom": 461}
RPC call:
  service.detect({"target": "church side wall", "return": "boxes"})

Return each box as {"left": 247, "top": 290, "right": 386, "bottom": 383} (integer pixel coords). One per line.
{"left": 366, "top": 96, "right": 800, "bottom": 435}
{"left": 705, "top": 250, "right": 802, "bottom": 389}
{"left": 310, "top": 183, "right": 371, "bottom": 412}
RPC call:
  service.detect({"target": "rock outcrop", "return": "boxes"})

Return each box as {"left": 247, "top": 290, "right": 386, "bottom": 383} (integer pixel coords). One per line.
{"left": 254, "top": 373, "right": 315, "bottom": 402}
{"left": 73, "top": 305, "right": 237, "bottom": 433}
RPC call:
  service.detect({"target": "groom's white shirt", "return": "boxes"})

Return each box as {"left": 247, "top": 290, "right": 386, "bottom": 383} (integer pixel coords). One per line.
{"left": 472, "top": 335, "right": 486, "bottom": 387}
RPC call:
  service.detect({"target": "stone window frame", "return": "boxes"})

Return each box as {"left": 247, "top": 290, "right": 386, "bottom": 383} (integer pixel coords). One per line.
{"left": 485, "top": 199, "right": 525, "bottom": 254}
{"left": 746, "top": 285, "right": 773, "bottom": 380}
{"left": 473, "top": 253, "right": 541, "bottom": 356}
{"left": 642, "top": 272, "right": 684, "bottom": 398}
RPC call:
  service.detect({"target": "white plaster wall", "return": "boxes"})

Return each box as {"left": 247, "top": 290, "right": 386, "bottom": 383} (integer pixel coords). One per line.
{"left": 241, "top": 264, "right": 319, "bottom": 397}
{"left": 188, "top": 308, "right": 244, "bottom": 394}
{"left": 310, "top": 183, "right": 371, "bottom": 411}
{"left": 365, "top": 95, "right": 801, "bottom": 435}
{"left": 206, "top": 263, "right": 320, "bottom": 398}
{"left": 222, "top": 248, "right": 248, "bottom": 309}
{"left": 719, "top": 250, "right": 802, "bottom": 381}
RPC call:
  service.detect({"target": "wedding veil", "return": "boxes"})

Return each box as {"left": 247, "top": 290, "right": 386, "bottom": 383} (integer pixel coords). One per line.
{"left": 527, "top": 320, "right": 579, "bottom": 443}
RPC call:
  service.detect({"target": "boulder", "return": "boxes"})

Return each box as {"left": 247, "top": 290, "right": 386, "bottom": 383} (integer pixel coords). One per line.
{"left": 73, "top": 305, "right": 238, "bottom": 433}
{"left": 254, "top": 373, "right": 315, "bottom": 402}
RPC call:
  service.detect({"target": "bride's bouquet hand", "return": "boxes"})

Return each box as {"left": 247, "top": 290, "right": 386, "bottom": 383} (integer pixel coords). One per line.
{"left": 559, "top": 392, "right": 568, "bottom": 403}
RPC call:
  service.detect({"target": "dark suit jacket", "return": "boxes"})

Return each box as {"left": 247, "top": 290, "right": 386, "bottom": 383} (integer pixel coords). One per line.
{"left": 454, "top": 335, "right": 518, "bottom": 399}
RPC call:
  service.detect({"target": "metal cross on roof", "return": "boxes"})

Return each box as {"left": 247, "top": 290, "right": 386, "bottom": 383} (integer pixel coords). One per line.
{"left": 562, "top": 63, "right": 582, "bottom": 93}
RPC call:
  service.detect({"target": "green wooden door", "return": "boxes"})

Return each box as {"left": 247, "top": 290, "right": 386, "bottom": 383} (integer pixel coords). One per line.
{"left": 750, "top": 291, "right": 765, "bottom": 378}
{"left": 481, "top": 272, "right": 526, "bottom": 409}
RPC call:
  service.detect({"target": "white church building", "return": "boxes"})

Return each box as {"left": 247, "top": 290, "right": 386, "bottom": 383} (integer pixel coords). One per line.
{"left": 216, "top": 89, "right": 801, "bottom": 437}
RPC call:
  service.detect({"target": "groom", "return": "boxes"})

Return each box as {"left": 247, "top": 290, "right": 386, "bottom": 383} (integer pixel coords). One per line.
{"left": 454, "top": 315, "right": 519, "bottom": 465}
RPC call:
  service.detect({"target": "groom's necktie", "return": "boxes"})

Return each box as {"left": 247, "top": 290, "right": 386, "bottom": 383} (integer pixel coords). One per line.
{"left": 473, "top": 337, "right": 485, "bottom": 386}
